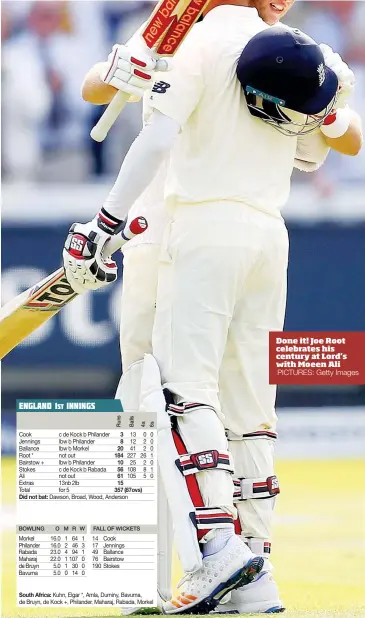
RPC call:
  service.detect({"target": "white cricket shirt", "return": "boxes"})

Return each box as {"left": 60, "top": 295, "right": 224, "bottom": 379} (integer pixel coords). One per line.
{"left": 148, "top": 5, "right": 302, "bottom": 218}
{"left": 104, "top": 7, "right": 330, "bottom": 232}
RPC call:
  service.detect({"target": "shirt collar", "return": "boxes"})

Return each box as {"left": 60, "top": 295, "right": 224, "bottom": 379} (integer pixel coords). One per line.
{"left": 203, "top": 5, "right": 260, "bottom": 22}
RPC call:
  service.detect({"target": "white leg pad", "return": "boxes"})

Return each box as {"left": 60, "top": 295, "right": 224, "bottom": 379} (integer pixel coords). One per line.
{"left": 115, "top": 359, "right": 144, "bottom": 413}
{"left": 140, "top": 354, "right": 202, "bottom": 574}
{"left": 173, "top": 406, "right": 236, "bottom": 514}
{"left": 158, "top": 476, "right": 173, "bottom": 602}
{"left": 229, "top": 438, "right": 278, "bottom": 541}
{"left": 115, "top": 359, "right": 175, "bottom": 595}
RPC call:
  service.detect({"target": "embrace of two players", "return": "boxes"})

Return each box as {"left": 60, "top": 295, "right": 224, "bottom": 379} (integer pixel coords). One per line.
{"left": 63, "top": 0, "right": 362, "bottom": 614}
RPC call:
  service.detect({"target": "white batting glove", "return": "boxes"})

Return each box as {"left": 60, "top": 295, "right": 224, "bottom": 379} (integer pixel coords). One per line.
{"left": 101, "top": 44, "right": 170, "bottom": 101}
{"left": 319, "top": 44, "right": 355, "bottom": 109}
{"left": 63, "top": 210, "right": 147, "bottom": 295}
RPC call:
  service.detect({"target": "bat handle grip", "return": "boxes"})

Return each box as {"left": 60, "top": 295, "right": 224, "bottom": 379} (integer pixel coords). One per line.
{"left": 106, "top": 216, "right": 148, "bottom": 254}
{"left": 90, "top": 90, "right": 131, "bottom": 142}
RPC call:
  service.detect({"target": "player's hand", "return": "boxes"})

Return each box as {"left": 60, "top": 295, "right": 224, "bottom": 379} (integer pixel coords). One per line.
{"left": 319, "top": 44, "right": 355, "bottom": 109}
{"left": 62, "top": 211, "right": 147, "bottom": 295}
{"left": 101, "top": 44, "right": 170, "bottom": 101}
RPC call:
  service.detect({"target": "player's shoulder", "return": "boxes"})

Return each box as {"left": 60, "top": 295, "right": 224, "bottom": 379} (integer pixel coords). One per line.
{"left": 172, "top": 12, "right": 269, "bottom": 66}
{"left": 169, "top": 21, "right": 207, "bottom": 65}
{"left": 194, "top": 11, "right": 268, "bottom": 53}
{"left": 177, "top": 18, "right": 228, "bottom": 61}
{"left": 180, "top": 20, "right": 206, "bottom": 50}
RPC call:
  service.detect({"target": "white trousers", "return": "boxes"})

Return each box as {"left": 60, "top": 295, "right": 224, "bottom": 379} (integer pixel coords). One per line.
{"left": 119, "top": 201, "right": 288, "bottom": 540}
{"left": 120, "top": 246, "right": 234, "bottom": 512}
{"left": 120, "top": 244, "right": 161, "bottom": 370}
{"left": 153, "top": 202, "right": 288, "bottom": 436}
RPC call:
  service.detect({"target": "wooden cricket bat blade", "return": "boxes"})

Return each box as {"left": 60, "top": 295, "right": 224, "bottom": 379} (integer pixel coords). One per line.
{"left": 0, "top": 218, "right": 147, "bottom": 360}
{"left": 0, "top": 269, "right": 76, "bottom": 360}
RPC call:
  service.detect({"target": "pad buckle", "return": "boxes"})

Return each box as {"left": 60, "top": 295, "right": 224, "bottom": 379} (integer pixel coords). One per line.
{"left": 176, "top": 450, "right": 232, "bottom": 475}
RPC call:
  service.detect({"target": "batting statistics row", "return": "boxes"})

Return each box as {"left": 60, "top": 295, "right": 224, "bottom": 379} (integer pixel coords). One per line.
{"left": 16, "top": 404, "right": 158, "bottom": 606}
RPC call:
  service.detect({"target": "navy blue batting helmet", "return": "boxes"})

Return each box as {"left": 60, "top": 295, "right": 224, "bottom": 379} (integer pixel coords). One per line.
{"left": 237, "top": 25, "right": 338, "bottom": 135}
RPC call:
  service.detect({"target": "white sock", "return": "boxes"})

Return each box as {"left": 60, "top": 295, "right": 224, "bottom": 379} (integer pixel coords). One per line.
{"left": 202, "top": 527, "right": 234, "bottom": 557}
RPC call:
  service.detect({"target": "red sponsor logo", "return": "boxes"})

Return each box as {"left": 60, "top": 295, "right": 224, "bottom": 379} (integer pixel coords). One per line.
{"left": 143, "top": 0, "right": 208, "bottom": 55}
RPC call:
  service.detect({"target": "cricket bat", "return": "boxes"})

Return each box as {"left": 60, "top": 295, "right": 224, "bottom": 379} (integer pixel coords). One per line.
{"left": 90, "top": 0, "right": 209, "bottom": 142}
{"left": 0, "top": 217, "right": 147, "bottom": 360}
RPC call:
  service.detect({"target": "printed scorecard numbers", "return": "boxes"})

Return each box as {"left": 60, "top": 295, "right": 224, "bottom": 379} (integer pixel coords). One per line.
{"left": 17, "top": 525, "right": 87, "bottom": 579}
{"left": 16, "top": 401, "right": 158, "bottom": 607}
{"left": 17, "top": 413, "right": 156, "bottom": 501}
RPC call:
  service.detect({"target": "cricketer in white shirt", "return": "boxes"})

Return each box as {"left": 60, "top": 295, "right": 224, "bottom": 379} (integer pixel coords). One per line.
{"left": 69, "top": 3, "right": 359, "bottom": 613}
{"left": 115, "top": 4, "right": 333, "bottom": 594}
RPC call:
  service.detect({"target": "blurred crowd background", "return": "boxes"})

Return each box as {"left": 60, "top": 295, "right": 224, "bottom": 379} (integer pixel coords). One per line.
{"left": 1, "top": 1, "right": 365, "bottom": 453}
{"left": 1, "top": 0, "right": 154, "bottom": 181}
{"left": 1, "top": 0, "right": 365, "bottom": 185}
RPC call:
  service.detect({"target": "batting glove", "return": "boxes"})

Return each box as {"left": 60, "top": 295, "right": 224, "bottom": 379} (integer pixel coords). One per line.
{"left": 101, "top": 44, "right": 170, "bottom": 101}
{"left": 63, "top": 209, "right": 147, "bottom": 295}
{"left": 319, "top": 44, "right": 355, "bottom": 109}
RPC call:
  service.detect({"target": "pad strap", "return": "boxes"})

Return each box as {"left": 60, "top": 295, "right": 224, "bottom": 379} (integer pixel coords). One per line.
{"left": 168, "top": 402, "right": 216, "bottom": 416}
{"left": 191, "top": 507, "right": 235, "bottom": 530}
{"left": 246, "top": 537, "right": 272, "bottom": 557}
{"left": 226, "top": 429, "right": 277, "bottom": 440}
{"left": 233, "top": 475, "right": 280, "bottom": 501}
{"left": 176, "top": 450, "right": 234, "bottom": 475}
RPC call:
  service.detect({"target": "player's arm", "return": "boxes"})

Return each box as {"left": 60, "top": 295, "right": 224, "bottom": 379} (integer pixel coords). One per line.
{"left": 318, "top": 44, "right": 363, "bottom": 157}
{"left": 103, "top": 29, "right": 205, "bottom": 219}
{"left": 103, "top": 109, "right": 181, "bottom": 218}
{"left": 321, "top": 108, "right": 362, "bottom": 156}
{"left": 62, "top": 109, "right": 179, "bottom": 295}
{"left": 80, "top": 29, "right": 203, "bottom": 222}
{"left": 294, "top": 109, "right": 362, "bottom": 172}
{"left": 82, "top": 62, "right": 117, "bottom": 105}
{"left": 63, "top": 32, "right": 203, "bottom": 294}
{"left": 294, "top": 131, "right": 330, "bottom": 172}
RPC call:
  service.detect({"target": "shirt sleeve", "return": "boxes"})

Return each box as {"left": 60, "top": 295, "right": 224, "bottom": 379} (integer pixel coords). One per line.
{"left": 147, "top": 28, "right": 205, "bottom": 126}
{"left": 102, "top": 110, "right": 180, "bottom": 220}
{"left": 294, "top": 131, "right": 330, "bottom": 172}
